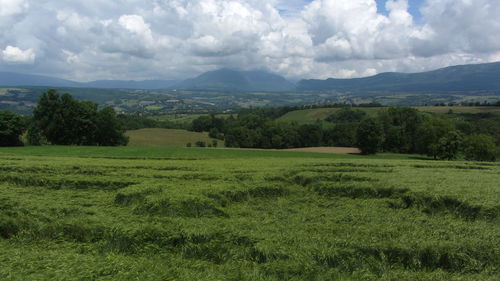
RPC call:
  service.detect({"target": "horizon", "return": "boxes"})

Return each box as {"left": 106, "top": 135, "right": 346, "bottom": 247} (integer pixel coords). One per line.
{"left": 2, "top": 60, "right": 498, "bottom": 84}
{"left": 1, "top": 0, "right": 499, "bottom": 81}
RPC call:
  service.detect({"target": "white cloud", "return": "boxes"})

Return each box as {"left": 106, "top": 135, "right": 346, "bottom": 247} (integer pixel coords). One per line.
{"left": 1, "top": 45, "right": 35, "bottom": 63}
{"left": 118, "top": 14, "right": 151, "bottom": 37}
{"left": 0, "top": 0, "right": 499, "bottom": 80}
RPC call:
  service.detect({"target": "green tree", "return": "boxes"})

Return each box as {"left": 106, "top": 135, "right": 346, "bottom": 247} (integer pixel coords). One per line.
{"left": 436, "top": 130, "right": 463, "bottom": 160}
{"left": 324, "top": 123, "right": 358, "bottom": 147}
{"left": 191, "top": 116, "right": 212, "bottom": 132}
{"left": 326, "top": 108, "right": 366, "bottom": 123}
{"left": 356, "top": 118, "right": 383, "bottom": 155}
{"left": 416, "top": 118, "right": 455, "bottom": 159}
{"left": 32, "top": 90, "right": 127, "bottom": 146}
{"left": 94, "top": 107, "right": 129, "bottom": 146}
{"left": 378, "top": 107, "right": 424, "bottom": 153}
{"left": 462, "top": 134, "right": 497, "bottom": 162}
{"left": 0, "top": 110, "right": 25, "bottom": 146}
{"left": 297, "top": 124, "right": 323, "bottom": 147}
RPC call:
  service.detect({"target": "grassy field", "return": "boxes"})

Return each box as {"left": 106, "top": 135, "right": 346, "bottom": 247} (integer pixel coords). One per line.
{"left": 0, "top": 147, "right": 498, "bottom": 280}
{"left": 125, "top": 128, "right": 223, "bottom": 147}
{"left": 278, "top": 106, "right": 500, "bottom": 124}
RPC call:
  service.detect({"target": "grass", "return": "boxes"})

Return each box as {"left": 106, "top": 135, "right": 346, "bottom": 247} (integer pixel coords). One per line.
{"left": 125, "top": 128, "right": 223, "bottom": 147}
{"left": 0, "top": 146, "right": 498, "bottom": 280}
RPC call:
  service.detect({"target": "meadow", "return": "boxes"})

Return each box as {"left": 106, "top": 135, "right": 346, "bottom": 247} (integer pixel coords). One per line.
{"left": 0, "top": 146, "right": 498, "bottom": 280}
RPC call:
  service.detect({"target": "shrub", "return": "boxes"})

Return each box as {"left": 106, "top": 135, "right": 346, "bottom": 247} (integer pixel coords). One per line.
{"left": 195, "top": 141, "right": 206, "bottom": 147}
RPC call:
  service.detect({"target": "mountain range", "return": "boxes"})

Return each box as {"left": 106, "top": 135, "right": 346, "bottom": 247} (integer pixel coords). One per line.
{"left": 0, "top": 72, "right": 179, "bottom": 90}
{"left": 297, "top": 62, "right": 500, "bottom": 92}
{"left": 1, "top": 62, "right": 500, "bottom": 93}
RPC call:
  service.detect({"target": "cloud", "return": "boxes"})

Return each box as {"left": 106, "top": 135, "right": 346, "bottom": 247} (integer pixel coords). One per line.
{"left": 1, "top": 45, "right": 35, "bottom": 64}
{"left": 0, "top": 0, "right": 499, "bottom": 80}
{"left": 0, "top": 0, "right": 29, "bottom": 16}
{"left": 118, "top": 15, "right": 152, "bottom": 38}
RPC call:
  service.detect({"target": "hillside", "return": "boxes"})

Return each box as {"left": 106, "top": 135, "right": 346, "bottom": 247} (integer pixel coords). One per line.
{"left": 171, "top": 69, "right": 296, "bottom": 92}
{"left": 297, "top": 62, "right": 500, "bottom": 93}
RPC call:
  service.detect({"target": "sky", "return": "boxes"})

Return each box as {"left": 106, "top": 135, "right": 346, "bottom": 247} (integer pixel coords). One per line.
{"left": 1, "top": 0, "right": 500, "bottom": 81}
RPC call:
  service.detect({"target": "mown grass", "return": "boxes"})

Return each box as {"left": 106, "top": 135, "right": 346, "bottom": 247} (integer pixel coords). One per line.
{"left": 0, "top": 147, "right": 498, "bottom": 280}
{"left": 125, "top": 128, "right": 224, "bottom": 147}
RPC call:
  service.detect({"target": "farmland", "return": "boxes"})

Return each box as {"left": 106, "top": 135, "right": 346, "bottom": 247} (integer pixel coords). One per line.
{"left": 0, "top": 146, "right": 498, "bottom": 280}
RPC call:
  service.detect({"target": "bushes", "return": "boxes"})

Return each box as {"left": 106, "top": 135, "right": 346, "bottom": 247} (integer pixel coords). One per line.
{"left": 0, "top": 110, "right": 25, "bottom": 146}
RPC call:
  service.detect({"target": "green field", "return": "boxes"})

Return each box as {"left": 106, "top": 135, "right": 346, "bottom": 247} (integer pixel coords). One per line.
{"left": 0, "top": 146, "right": 498, "bottom": 280}
{"left": 125, "top": 128, "right": 223, "bottom": 147}
{"left": 278, "top": 106, "right": 500, "bottom": 124}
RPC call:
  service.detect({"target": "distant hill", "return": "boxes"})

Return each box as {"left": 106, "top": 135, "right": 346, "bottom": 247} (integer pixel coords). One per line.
{"left": 297, "top": 62, "right": 500, "bottom": 93}
{"left": 2, "top": 62, "right": 500, "bottom": 93}
{"left": 0, "top": 72, "right": 179, "bottom": 90}
{"left": 0, "top": 72, "right": 79, "bottom": 88}
{"left": 172, "top": 69, "right": 296, "bottom": 92}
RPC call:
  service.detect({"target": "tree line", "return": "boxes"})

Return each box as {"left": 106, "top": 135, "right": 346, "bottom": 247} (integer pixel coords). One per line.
{"left": 190, "top": 107, "right": 499, "bottom": 161}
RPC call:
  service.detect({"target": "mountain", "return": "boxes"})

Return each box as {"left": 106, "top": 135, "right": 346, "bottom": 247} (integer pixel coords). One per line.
{"left": 3, "top": 62, "right": 500, "bottom": 93}
{"left": 0, "top": 72, "right": 80, "bottom": 88}
{"left": 0, "top": 72, "right": 179, "bottom": 90}
{"left": 172, "top": 69, "right": 296, "bottom": 92}
{"left": 297, "top": 62, "right": 500, "bottom": 93}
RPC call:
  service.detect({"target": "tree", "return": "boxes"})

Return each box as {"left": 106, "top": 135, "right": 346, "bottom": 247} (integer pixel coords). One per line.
{"left": 191, "top": 116, "right": 212, "bottom": 132}
{"left": 326, "top": 108, "right": 366, "bottom": 123}
{"left": 415, "top": 118, "right": 455, "bottom": 159}
{"left": 32, "top": 90, "right": 127, "bottom": 146}
{"left": 462, "top": 134, "right": 497, "bottom": 162}
{"left": 324, "top": 123, "right": 358, "bottom": 147}
{"left": 356, "top": 118, "right": 383, "bottom": 155}
{"left": 0, "top": 110, "right": 25, "bottom": 146}
{"left": 94, "top": 107, "right": 129, "bottom": 146}
{"left": 297, "top": 124, "right": 323, "bottom": 147}
{"left": 436, "top": 130, "right": 463, "bottom": 160}
{"left": 378, "top": 107, "right": 424, "bottom": 153}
